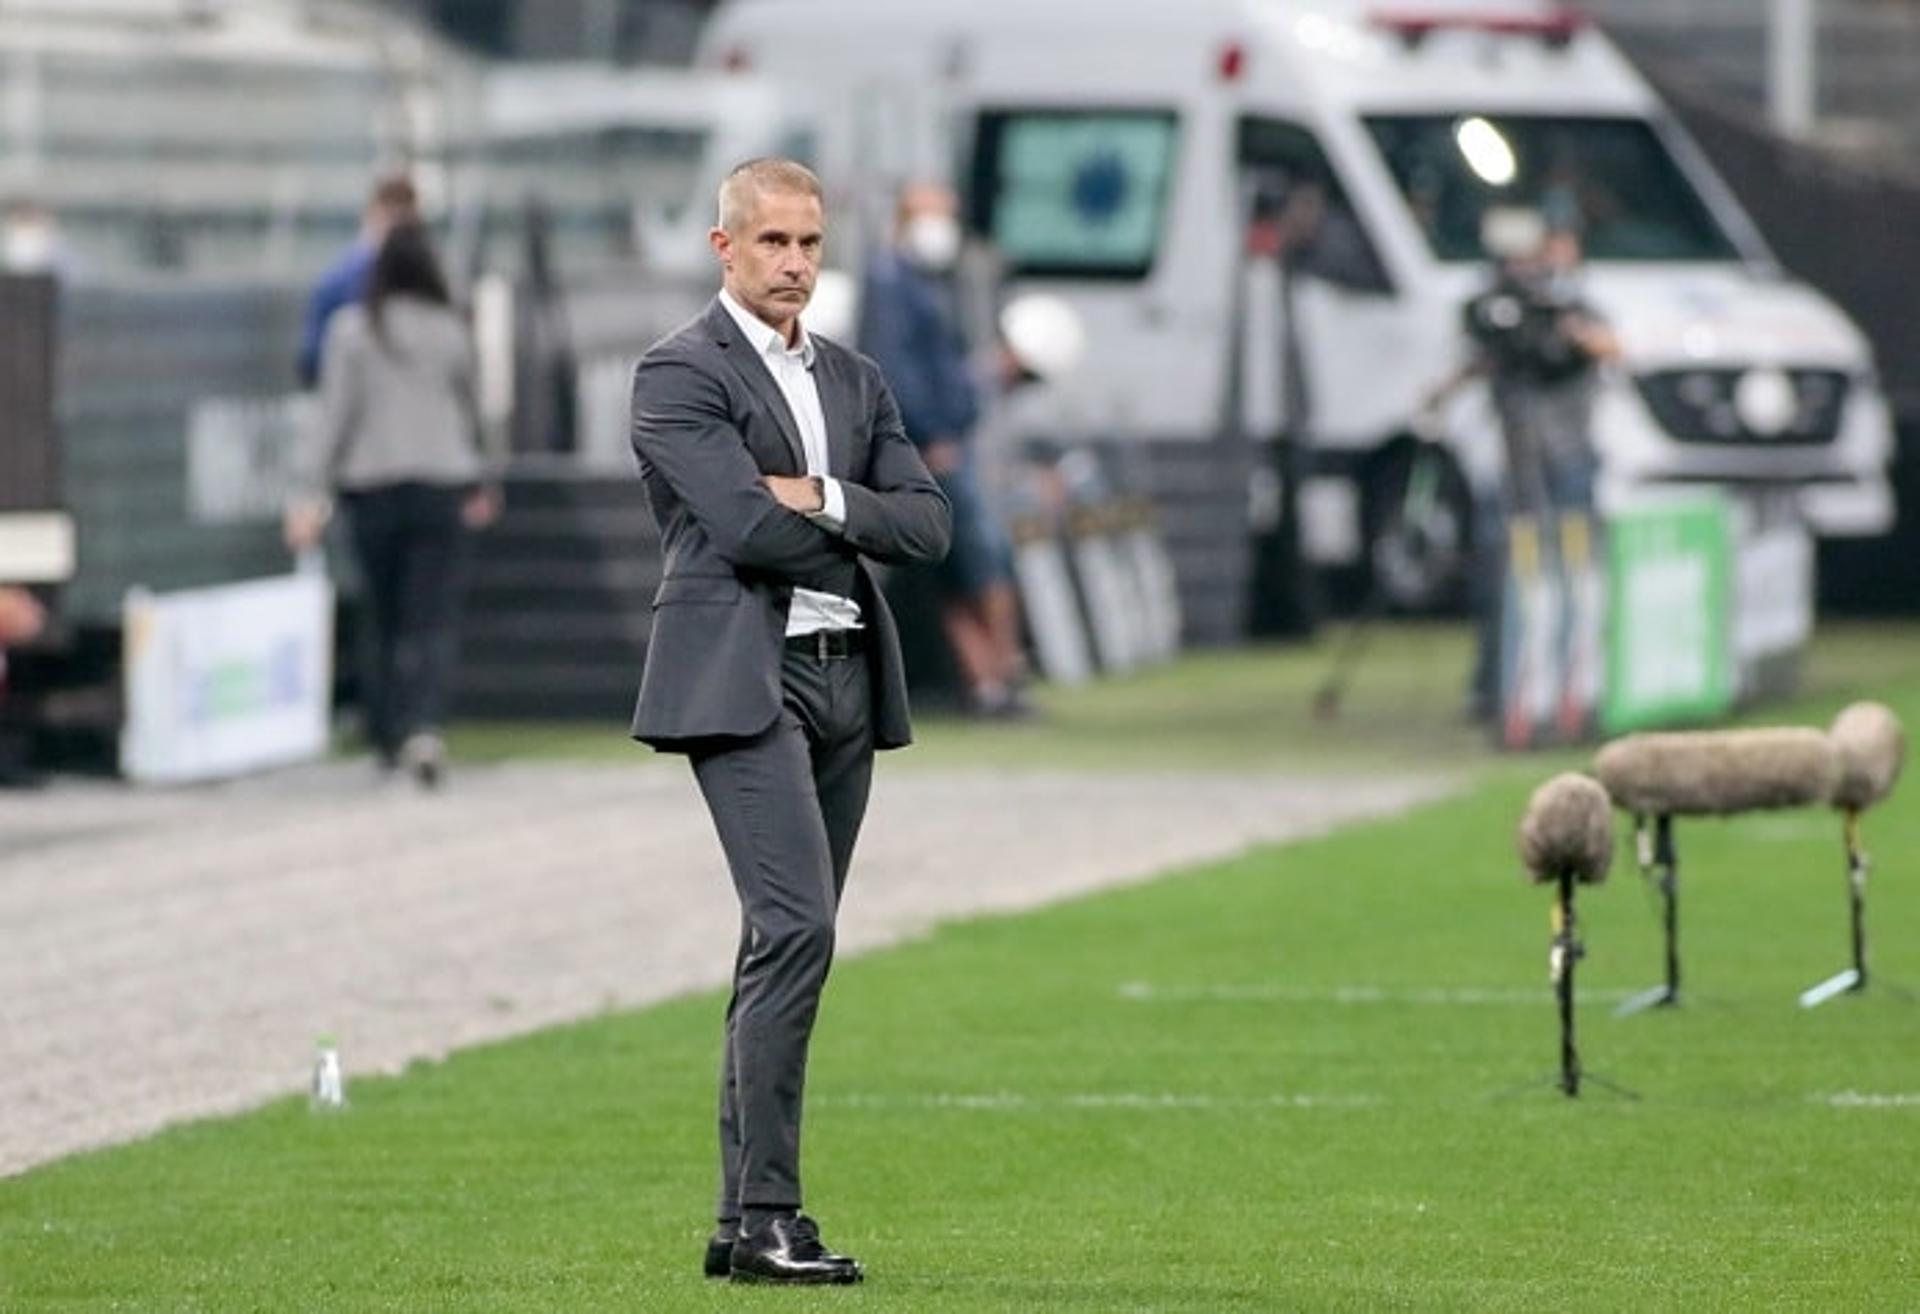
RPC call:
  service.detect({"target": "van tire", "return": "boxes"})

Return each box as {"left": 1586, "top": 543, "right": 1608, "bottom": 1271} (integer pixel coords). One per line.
{"left": 1361, "top": 439, "right": 1473, "bottom": 615}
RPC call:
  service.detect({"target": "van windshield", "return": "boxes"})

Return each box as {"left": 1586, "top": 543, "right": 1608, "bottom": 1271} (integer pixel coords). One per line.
{"left": 968, "top": 109, "right": 1179, "bottom": 280}
{"left": 1364, "top": 114, "right": 1742, "bottom": 263}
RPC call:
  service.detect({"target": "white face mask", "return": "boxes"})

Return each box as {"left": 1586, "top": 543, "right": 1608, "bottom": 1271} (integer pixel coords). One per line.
{"left": 3, "top": 221, "right": 58, "bottom": 272}
{"left": 903, "top": 213, "right": 961, "bottom": 271}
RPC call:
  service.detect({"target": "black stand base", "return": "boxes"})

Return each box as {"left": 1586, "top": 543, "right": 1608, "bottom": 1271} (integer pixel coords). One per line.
{"left": 1800, "top": 970, "right": 1915, "bottom": 1008}
{"left": 1511, "top": 871, "right": 1639, "bottom": 1100}
{"left": 1614, "top": 984, "right": 1678, "bottom": 1017}
{"left": 1798, "top": 969, "right": 1863, "bottom": 1009}
{"left": 1552, "top": 1069, "right": 1640, "bottom": 1100}
{"left": 1620, "top": 813, "right": 1681, "bottom": 1017}
{"left": 1803, "top": 816, "right": 1872, "bottom": 1009}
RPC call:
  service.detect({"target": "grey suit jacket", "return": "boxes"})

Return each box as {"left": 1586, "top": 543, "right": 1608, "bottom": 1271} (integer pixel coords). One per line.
{"left": 629, "top": 299, "right": 951, "bottom": 751}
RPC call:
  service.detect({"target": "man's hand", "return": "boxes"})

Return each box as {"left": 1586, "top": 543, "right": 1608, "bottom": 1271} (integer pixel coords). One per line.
{"left": 762, "top": 475, "right": 825, "bottom": 515}
{"left": 462, "top": 487, "right": 503, "bottom": 530}
{"left": 0, "top": 586, "right": 45, "bottom": 647}
{"left": 282, "top": 498, "right": 332, "bottom": 553}
{"left": 921, "top": 439, "right": 964, "bottom": 477}
{"left": 1562, "top": 315, "right": 1621, "bottom": 364}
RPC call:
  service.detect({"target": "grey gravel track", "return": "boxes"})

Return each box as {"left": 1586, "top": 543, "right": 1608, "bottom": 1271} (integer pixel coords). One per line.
{"left": 0, "top": 759, "right": 1456, "bottom": 1177}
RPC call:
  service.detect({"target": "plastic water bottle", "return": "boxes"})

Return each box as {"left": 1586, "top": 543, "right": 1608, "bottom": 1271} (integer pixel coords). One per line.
{"left": 310, "top": 1036, "right": 346, "bottom": 1112}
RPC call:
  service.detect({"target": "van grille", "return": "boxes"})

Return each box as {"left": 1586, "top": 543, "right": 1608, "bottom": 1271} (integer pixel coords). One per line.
{"left": 1635, "top": 368, "right": 1849, "bottom": 446}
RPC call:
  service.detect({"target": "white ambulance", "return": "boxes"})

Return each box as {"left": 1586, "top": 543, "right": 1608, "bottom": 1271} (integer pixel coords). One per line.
{"left": 693, "top": 0, "right": 1894, "bottom": 609}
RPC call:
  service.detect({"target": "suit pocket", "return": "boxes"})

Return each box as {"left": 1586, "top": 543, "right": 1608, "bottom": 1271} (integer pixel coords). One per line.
{"left": 652, "top": 576, "right": 742, "bottom": 608}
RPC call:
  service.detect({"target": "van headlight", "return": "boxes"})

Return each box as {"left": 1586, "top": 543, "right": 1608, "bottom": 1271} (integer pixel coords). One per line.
{"left": 1733, "top": 368, "right": 1797, "bottom": 436}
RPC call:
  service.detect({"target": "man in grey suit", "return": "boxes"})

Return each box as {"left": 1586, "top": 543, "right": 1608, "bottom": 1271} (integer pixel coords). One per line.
{"left": 629, "top": 158, "right": 951, "bottom": 1286}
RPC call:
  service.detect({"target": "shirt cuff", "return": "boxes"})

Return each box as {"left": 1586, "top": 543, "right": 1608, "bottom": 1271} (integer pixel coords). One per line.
{"left": 808, "top": 477, "right": 848, "bottom": 533}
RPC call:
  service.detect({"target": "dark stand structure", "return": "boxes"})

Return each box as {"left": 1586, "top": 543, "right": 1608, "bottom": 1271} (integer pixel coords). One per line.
{"left": 1800, "top": 810, "right": 1872, "bottom": 1008}
{"left": 1617, "top": 813, "right": 1680, "bottom": 1017}
{"left": 1548, "top": 869, "right": 1637, "bottom": 1098}
{"left": 1551, "top": 869, "right": 1583, "bottom": 1095}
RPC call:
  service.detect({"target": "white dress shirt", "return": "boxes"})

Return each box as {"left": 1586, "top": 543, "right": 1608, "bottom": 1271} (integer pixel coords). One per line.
{"left": 717, "top": 287, "right": 862, "bottom": 636}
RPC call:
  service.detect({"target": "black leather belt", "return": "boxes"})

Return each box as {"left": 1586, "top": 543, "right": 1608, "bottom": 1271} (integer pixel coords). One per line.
{"left": 785, "top": 629, "right": 866, "bottom": 660}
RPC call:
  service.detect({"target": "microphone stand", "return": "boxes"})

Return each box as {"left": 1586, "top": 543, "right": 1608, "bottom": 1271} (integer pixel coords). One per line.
{"left": 1552, "top": 868, "right": 1636, "bottom": 1098}
{"left": 1498, "top": 864, "right": 1637, "bottom": 1101}
{"left": 1617, "top": 812, "right": 1680, "bottom": 1016}
{"left": 1797, "top": 808, "right": 1911, "bottom": 1008}
{"left": 1552, "top": 868, "right": 1581, "bottom": 1095}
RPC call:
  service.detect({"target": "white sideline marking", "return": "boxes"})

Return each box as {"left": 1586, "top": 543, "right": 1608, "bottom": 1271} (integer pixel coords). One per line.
{"left": 1117, "top": 982, "right": 1634, "bottom": 1006}
{"left": 1821, "top": 1091, "right": 1920, "bottom": 1109}
{"left": 816, "top": 1091, "right": 1381, "bottom": 1112}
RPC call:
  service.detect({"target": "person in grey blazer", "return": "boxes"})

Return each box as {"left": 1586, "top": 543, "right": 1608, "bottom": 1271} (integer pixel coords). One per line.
{"left": 629, "top": 158, "right": 950, "bottom": 1286}
{"left": 286, "top": 222, "right": 499, "bottom": 787}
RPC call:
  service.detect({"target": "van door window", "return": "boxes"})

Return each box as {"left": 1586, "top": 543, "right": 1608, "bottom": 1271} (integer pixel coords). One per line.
{"left": 1364, "top": 114, "right": 1741, "bottom": 262}
{"left": 967, "top": 110, "right": 1178, "bottom": 280}
{"left": 1236, "top": 117, "right": 1391, "bottom": 294}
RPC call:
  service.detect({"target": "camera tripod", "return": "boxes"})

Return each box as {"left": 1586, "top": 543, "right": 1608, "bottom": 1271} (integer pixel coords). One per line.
{"left": 1311, "top": 432, "right": 1460, "bottom": 718}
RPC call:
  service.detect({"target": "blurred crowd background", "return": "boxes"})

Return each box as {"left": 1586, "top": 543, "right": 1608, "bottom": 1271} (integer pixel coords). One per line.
{"left": 2, "top": 0, "right": 1918, "bottom": 786}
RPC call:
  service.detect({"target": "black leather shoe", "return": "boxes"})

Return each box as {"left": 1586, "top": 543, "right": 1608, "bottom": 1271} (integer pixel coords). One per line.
{"left": 702, "top": 1226, "right": 738, "bottom": 1279}
{"left": 729, "top": 1214, "right": 863, "bottom": 1285}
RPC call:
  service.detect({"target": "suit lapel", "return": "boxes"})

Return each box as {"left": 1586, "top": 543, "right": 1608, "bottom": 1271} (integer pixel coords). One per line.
{"left": 814, "top": 345, "right": 854, "bottom": 479}
{"left": 704, "top": 301, "right": 806, "bottom": 472}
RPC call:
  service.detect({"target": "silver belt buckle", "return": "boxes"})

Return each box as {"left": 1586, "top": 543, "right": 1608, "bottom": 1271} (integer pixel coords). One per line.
{"left": 816, "top": 630, "right": 832, "bottom": 660}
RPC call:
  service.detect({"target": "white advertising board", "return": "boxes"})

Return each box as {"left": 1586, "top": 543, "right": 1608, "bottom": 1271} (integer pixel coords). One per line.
{"left": 121, "top": 571, "right": 334, "bottom": 784}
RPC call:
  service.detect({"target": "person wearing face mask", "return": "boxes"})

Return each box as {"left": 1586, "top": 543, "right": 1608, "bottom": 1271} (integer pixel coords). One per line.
{"left": 858, "top": 183, "right": 1031, "bottom": 717}
{"left": 2, "top": 201, "right": 79, "bottom": 281}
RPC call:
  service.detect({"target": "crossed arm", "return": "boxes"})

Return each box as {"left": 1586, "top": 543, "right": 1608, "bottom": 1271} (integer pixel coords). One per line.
{"left": 832, "top": 360, "right": 951, "bottom": 567}
{"left": 630, "top": 352, "right": 950, "bottom": 589}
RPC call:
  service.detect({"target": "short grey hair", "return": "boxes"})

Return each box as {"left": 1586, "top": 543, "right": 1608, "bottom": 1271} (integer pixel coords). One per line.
{"left": 716, "top": 157, "right": 824, "bottom": 233}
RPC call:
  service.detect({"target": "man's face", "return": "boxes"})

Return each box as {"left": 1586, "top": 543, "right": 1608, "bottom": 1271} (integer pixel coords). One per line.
{"left": 1542, "top": 231, "right": 1583, "bottom": 272}
{"left": 711, "top": 187, "right": 823, "bottom": 337}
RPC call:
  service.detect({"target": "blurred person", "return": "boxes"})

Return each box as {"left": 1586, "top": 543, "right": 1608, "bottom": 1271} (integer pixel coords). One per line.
{"left": 0, "top": 586, "right": 47, "bottom": 787}
{"left": 2, "top": 200, "right": 79, "bottom": 280}
{"left": 297, "top": 175, "right": 419, "bottom": 389}
{"left": 284, "top": 222, "right": 499, "bottom": 787}
{"left": 1240, "top": 174, "right": 1338, "bottom": 638}
{"left": 629, "top": 158, "right": 948, "bottom": 1284}
{"left": 1427, "top": 213, "right": 1618, "bottom": 721}
{"left": 858, "top": 182, "right": 1031, "bottom": 717}
{"left": 0, "top": 587, "right": 43, "bottom": 646}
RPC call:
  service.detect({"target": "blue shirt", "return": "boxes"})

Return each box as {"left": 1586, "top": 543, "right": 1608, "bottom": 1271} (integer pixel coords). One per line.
{"left": 857, "top": 251, "right": 980, "bottom": 449}
{"left": 298, "top": 240, "right": 376, "bottom": 388}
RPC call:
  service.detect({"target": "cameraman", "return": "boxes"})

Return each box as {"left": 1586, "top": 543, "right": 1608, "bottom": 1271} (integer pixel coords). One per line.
{"left": 1427, "top": 212, "right": 1618, "bottom": 722}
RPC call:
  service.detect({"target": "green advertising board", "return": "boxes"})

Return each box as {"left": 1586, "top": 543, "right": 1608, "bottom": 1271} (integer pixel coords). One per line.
{"left": 1603, "top": 493, "right": 1735, "bottom": 733}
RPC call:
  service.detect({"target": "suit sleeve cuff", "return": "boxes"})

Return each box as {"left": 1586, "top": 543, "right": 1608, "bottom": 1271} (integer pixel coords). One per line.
{"left": 808, "top": 477, "right": 848, "bottom": 533}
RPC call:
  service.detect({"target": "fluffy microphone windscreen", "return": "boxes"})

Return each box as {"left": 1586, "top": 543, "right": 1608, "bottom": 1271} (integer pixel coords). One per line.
{"left": 1595, "top": 728, "right": 1838, "bottom": 817}
{"left": 1518, "top": 773, "right": 1615, "bottom": 885}
{"left": 1829, "top": 701, "right": 1905, "bottom": 812}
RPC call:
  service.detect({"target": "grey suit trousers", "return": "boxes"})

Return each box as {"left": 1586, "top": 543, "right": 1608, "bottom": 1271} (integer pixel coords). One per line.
{"left": 690, "top": 643, "right": 874, "bottom": 1217}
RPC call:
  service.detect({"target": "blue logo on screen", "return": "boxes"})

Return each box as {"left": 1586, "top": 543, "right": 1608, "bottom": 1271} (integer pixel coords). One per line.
{"left": 187, "top": 637, "right": 309, "bottom": 725}
{"left": 1071, "top": 152, "right": 1130, "bottom": 225}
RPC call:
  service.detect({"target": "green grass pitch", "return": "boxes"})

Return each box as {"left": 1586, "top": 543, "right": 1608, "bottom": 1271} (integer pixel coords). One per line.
{"left": 5, "top": 624, "right": 1919, "bottom": 1310}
